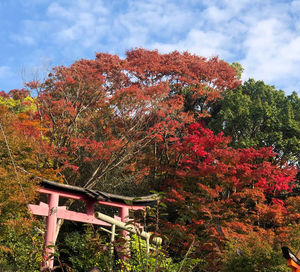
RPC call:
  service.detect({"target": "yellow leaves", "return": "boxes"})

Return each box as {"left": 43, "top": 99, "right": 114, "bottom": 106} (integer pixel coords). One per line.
{"left": 0, "top": 95, "right": 36, "bottom": 113}
{"left": 0, "top": 96, "right": 19, "bottom": 108}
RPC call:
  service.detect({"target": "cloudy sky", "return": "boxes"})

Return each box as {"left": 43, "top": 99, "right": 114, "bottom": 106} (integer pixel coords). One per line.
{"left": 1, "top": 0, "right": 300, "bottom": 94}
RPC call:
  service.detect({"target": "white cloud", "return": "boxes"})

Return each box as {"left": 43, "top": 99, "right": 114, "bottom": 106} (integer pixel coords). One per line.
{"left": 46, "top": 1, "right": 108, "bottom": 46}
{"left": 5, "top": 0, "right": 300, "bottom": 93}
{"left": 203, "top": 6, "right": 231, "bottom": 24}
{"left": 241, "top": 16, "right": 300, "bottom": 93}
{"left": 291, "top": 0, "right": 300, "bottom": 11}
{"left": 151, "top": 28, "right": 230, "bottom": 59}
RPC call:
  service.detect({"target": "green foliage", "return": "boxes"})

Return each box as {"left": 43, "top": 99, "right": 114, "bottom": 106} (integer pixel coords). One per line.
{"left": 122, "top": 234, "right": 202, "bottom": 271}
{"left": 0, "top": 221, "right": 44, "bottom": 272}
{"left": 208, "top": 79, "right": 300, "bottom": 165}
{"left": 230, "top": 62, "right": 244, "bottom": 80}
{"left": 57, "top": 224, "right": 202, "bottom": 272}
{"left": 60, "top": 226, "right": 111, "bottom": 271}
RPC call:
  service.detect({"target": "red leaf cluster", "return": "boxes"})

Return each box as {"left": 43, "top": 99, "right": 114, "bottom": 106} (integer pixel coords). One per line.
{"left": 23, "top": 49, "right": 238, "bottom": 189}
{"left": 163, "top": 123, "right": 297, "bottom": 270}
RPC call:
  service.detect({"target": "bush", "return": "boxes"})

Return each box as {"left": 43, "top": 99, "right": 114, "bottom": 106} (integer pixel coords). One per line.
{"left": 59, "top": 226, "right": 111, "bottom": 271}
{"left": 121, "top": 234, "right": 202, "bottom": 272}
{"left": 223, "top": 232, "right": 289, "bottom": 272}
{"left": 0, "top": 220, "right": 44, "bottom": 272}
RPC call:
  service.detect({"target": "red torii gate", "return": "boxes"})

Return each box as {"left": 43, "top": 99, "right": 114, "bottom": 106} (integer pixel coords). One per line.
{"left": 28, "top": 180, "right": 157, "bottom": 270}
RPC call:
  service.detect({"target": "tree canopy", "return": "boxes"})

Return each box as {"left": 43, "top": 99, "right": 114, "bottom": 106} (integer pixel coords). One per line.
{"left": 208, "top": 79, "right": 300, "bottom": 167}
{"left": 25, "top": 48, "right": 239, "bottom": 193}
{"left": 1, "top": 49, "right": 299, "bottom": 271}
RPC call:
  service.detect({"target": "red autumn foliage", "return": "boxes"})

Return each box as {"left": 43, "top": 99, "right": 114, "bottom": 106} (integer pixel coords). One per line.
{"left": 163, "top": 122, "right": 297, "bottom": 270}
{"left": 8, "top": 89, "right": 30, "bottom": 100}
{"left": 24, "top": 49, "right": 239, "bottom": 190}
{"left": 3, "top": 48, "right": 300, "bottom": 270}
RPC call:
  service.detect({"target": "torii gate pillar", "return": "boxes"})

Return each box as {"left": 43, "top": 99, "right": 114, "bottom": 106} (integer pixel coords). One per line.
{"left": 119, "top": 207, "right": 129, "bottom": 238}
{"left": 44, "top": 193, "right": 59, "bottom": 268}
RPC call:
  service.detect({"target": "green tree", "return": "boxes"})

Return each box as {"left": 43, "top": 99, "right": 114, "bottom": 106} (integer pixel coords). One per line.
{"left": 208, "top": 79, "right": 300, "bottom": 166}
{"left": 230, "top": 62, "right": 244, "bottom": 80}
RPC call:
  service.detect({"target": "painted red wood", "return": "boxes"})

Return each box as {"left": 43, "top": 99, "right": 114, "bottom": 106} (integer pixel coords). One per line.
{"left": 57, "top": 207, "right": 110, "bottom": 226}
{"left": 28, "top": 202, "right": 49, "bottom": 216}
{"left": 119, "top": 207, "right": 130, "bottom": 239}
{"left": 29, "top": 203, "right": 110, "bottom": 226}
{"left": 39, "top": 187, "right": 146, "bottom": 210}
{"left": 44, "top": 193, "right": 59, "bottom": 269}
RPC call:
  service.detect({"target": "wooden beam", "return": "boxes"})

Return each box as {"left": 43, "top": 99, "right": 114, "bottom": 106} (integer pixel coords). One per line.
{"left": 29, "top": 202, "right": 110, "bottom": 226}
{"left": 38, "top": 187, "right": 146, "bottom": 210}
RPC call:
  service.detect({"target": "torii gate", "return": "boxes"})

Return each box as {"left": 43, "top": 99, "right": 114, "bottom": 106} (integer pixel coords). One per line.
{"left": 28, "top": 180, "right": 157, "bottom": 270}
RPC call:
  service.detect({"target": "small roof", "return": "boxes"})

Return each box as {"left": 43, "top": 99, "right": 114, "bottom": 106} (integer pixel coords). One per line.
{"left": 41, "top": 180, "right": 158, "bottom": 206}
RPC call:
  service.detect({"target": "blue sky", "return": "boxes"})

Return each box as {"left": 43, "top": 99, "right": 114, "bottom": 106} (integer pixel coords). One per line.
{"left": 1, "top": 0, "right": 300, "bottom": 94}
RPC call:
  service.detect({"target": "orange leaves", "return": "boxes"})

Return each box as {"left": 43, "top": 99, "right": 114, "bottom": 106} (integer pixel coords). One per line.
{"left": 72, "top": 138, "right": 104, "bottom": 154}
{"left": 122, "top": 161, "right": 136, "bottom": 173}
{"left": 25, "top": 80, "right": 41, "bottom": 89}
{"left": 8, "top": 89, "right": 30, "bottom": 100}
{"left": 15, "top": 113, "right": 42, "bottom": 139}
{"left": 197, "top": 183, "right": 219, "bottom": 198}
{"left": 256, "top": 202, "right": 285, "bottom": 227}
{"left": 0, "top": 103, "right": 60, "bottom": 237}
{"left": 225, "top": 222, "right": 253, "bottom": 236}
{"left": 134, "top": 166, "right": 150, "bottom": 184}
{"left": 125, "top": 49, "right": 239, "bottom": 91}
{"left": 168, "top": 188, "right": 186, "bottom": 202}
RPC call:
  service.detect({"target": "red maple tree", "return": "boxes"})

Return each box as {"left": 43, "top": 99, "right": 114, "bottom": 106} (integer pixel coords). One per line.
{"left": 25, "top": 49, "right": 239, "bottom": 191}
{"left": 163, "top": 122, "right": 297, "bottom": 270}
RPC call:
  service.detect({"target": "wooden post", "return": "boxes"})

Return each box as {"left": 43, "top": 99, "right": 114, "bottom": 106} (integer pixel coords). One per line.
{"left": 119, "top": 207, "right": 129, "bottom": 238}
{"left": 110, "top": 224, "right": 116, "bottom": 257}
{"left": 86, "top": 200, "right": 95, "bottom": 216}
{"left": 43, "top": 193, "right": 59, "bottom": 270}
